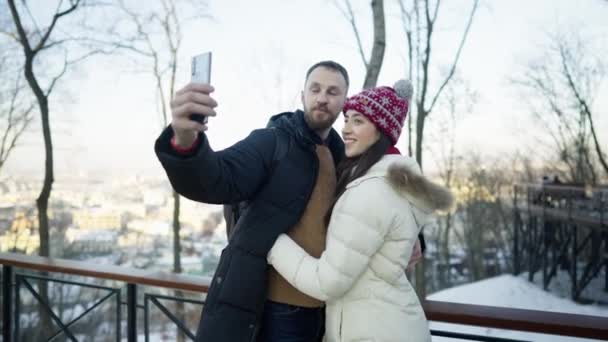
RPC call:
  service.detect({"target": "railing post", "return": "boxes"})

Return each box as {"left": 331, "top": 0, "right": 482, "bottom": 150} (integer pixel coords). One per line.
{"left": 513, "top": 185, "right": 520, "bottom": 275}
{"left": 14, "top": 276, "right": 20, "bottom": 342}
{"left": 542, "top": 196, "right": 549, "bottom": 290}
{"left": 144, "top": 293, "right": 149, "bottom": 342}
{"left": 116, "top": 289, "right": 122, "bottom": 342}
{"left": 127, "top": 283, "right": 137, "bottom": 342}
{"left": 604, "top": 231, "right": 607, "bottom": 293}
{"left": 2, "top": 265, "right": 12, "bottom": 342}
{"left": 572, "top": 226, "right": 578, "bottom": 301}
{"left": 604, "top": 231, "right": 608, "bottom": 293}
{"left": 601, "top": 192, "right": 607, "bottom": 293}
{"left": 527, "top": 187, "right": 534, "bottom": 282}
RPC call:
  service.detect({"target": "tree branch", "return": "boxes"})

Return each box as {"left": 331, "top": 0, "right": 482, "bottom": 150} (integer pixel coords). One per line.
{"left": 398, "top": 0, "right": 415, "bottom": 156}
{"left": 7, "top": 0, "right": 33, "bottom": 53}
{"left": 414, "top": 0, "right": 422, "bottom": 101}
{"left": 0, "top": 66, "right": 34, "bottom": 170}
{"left": 419, "top": 0, "right": 434, "bottom": 115}
{"left": 0, "top": 30, "right": 21, "bottom": 42}
{"left": 34, "top": 0, "right": 82, "bottom": 53}
{"left": 335, "top": 0, "right": 368, "bottom": 68}
{"left": 44, "top": 45, "right": 113, "bottom": 97}
{"left": 558, "top": 43, "right": 608, "bottom": 176}
{"left": 431, "top": 0, "right": 441, "bottom": 23}
{"left": 427, "top": 0, "right": 479, "bottom": 113}
{"left": 362, "top": 0, "right": 385, "bottom": 89}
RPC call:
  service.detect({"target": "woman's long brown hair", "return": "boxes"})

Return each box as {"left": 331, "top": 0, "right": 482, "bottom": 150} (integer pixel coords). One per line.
{"left": 325, "top": 133, "right": 392, "bottom": 225}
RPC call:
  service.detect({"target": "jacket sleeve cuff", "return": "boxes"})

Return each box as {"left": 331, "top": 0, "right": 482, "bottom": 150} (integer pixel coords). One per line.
{"left": 170, "top": 135, "right": 200, "bottom": 154}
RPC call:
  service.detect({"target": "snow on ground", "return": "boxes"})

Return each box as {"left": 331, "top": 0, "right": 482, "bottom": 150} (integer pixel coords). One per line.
{"left": 427, "top": 274, "right": 608, "bottom": 341}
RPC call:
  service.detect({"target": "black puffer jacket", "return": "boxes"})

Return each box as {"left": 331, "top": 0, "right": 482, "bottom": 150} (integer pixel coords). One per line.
{"left": 155, "top": 110, "right": 344, "bottom": 341}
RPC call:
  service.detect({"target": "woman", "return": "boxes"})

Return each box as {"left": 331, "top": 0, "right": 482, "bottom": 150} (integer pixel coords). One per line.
{"left": 267, "top": 80, "right": 454, "bottom": 341}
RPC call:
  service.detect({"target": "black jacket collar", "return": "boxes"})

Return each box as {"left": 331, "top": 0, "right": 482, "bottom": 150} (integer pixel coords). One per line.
{"left": 267, "top": 110, "right": 345, "bottom": 164}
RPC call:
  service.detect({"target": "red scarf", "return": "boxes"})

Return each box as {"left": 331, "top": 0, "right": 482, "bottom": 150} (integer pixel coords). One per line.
{"left": 386, "top": 146, "right": 401, "bottom": 155}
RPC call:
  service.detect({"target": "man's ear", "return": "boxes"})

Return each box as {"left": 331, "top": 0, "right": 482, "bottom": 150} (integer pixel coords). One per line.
{"left": 300, "top": 91, "right": 305, "bottom": 107}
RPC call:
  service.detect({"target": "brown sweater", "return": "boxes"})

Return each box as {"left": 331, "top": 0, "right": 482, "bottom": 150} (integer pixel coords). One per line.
{"left": 266, "top": 145, "right": 336, "bottom": 307}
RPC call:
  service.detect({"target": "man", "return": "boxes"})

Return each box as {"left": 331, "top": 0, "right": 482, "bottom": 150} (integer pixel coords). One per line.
{"left": 155, "top": 61, "right": 349, "bottom": 341}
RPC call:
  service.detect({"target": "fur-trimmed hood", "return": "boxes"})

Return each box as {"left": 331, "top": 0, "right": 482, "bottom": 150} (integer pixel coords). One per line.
{"left": 387, "top": 161, "right": 455, "bottom": 213}
{"left": 352, "top": 154, "right": 455, "bottom": 214}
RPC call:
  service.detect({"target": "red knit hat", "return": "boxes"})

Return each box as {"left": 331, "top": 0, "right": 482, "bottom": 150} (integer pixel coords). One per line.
{"left": 343, "top": 79, "right": 413, "bottom": 145}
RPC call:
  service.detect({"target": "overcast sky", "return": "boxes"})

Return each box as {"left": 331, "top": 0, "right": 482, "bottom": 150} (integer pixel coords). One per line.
{"left": 3, "top": 0, "right": 607, "bottom": 180}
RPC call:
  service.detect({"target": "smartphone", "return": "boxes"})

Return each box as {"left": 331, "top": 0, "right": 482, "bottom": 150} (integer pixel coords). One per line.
{"left": 190, "top": 51, "right": 212, "bottom": 124}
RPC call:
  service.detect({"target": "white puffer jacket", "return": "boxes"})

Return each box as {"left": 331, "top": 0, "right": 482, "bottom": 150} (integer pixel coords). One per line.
{"left": 268, "top": 154, "right": 454, "bottom": 342}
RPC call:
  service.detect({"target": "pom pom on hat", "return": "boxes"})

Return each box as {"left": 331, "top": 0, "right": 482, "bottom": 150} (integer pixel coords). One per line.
{"left": 393, "top": 79, "right": 413, "bottom": 101}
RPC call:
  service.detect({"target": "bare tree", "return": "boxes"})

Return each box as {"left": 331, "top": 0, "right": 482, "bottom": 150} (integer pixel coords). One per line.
{"left": 113, "top": 0, "right": 209, "bottom": 276}
{"left": 398, "top": 0, "right": 480, "bottom": 299}
{"left": 397, "top": 0, "right": 415, "bottom": 157}
{"left": 3, "top": 0, "right": 113, "bottom": 257}
{"left": 0, "top": 52, "right": 34, "bottom": 175}
{"left": 428, "top": 75, "right": 476, "bottom": 288}
{"left": 459, "top": 155, "right": 515, "bottom": 279}
{"left": 557, "top": 37, "right": 607, "bottom": 179}
{"left": 6, "top": 0, "right": 80, "bottom": 259}
{"left": 398, "top": 0, "right": 480, "bottom": 170}
{"left": 111, "top": 2, "right": 209, "bottom": 339}
{"left": 334, "top": 0, "right": 386, "bottom": 88}
{"left": 336, "top": 0, "right": 479, "bottom": 299}
{"left": 4, "top": 2, "right": 109, "bottom": 337}
{"left": 514, "top": 32, "right": 606, "bottom": 184}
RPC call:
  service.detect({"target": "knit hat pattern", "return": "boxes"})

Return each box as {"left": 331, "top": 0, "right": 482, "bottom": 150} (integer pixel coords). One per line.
{"left": 343, "top": 79, "right": 413, "bottom": 145}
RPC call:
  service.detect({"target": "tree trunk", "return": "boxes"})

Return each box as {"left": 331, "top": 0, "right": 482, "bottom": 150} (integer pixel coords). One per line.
{"left": 22, "top": 57, "right": 53, "bottom": 258}
{"left": 559, "top": 42, "right": 608, "bottom": 177}
{"left": 362, "top": 0, "right": 386, "bottom": 89}
{"left": 414, "top": 105, "right": 427, "bottom": 298}
{"left": 406, "top": 27, "right": 413, "bottom": 157}
{"left": 582, "top": 104, "right": 608, "bottom": 177}
{"left": 23, "top": 55, "right": 54, "bottom": 341}
{"left": 172, "top": 190, "right": 182, "bottom": 273}
{"left": 583, "top": 142, "right": 597, "bottom": 185}
{"left": 441, "top": 213, "right": 452, "bottom": 286}
{"left": 172, "top": 190, "right": 185, "bottom": 342}
{"left": 415, "top": 105, "right": 426, "bottom": 169}
{"left": 414, "top": 258, "right": 427, "bottom": 300}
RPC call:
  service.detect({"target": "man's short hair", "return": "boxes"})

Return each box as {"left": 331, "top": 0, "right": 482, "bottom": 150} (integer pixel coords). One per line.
{"left": 305, "top": 60, "right": 349, "bottom": 89}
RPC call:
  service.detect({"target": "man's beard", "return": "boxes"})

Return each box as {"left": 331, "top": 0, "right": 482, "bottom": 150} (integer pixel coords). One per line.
{"left": 303, "top": 104, "right": 339, "bottom": 131}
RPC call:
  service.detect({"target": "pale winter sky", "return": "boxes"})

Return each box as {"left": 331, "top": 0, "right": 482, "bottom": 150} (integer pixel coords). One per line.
{"left": 3, "top": 0, "right": 608, "bottom": 181}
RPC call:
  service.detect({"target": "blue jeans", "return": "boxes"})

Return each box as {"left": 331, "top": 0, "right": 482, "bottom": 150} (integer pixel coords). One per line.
{"left": 257, "top": 300, "right": 324, "bottom": 342}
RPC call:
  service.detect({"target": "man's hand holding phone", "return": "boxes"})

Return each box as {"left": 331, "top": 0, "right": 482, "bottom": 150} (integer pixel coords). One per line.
{"left": 170, "top": 52, "right": 216, "bottom": 148}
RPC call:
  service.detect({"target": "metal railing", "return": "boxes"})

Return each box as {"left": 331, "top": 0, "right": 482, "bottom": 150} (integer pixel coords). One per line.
{"left": 1, "top": 252, "right": 608, "bottom": 341}
{"left": 143, "top": 293, "right": 204, "bottom": 341}
{"left": 1, "top": 252, "right": 209, "bottom": 341}
{"left": 15, "top": 273, "right": 121, "bottom": 341}
{"left": 513, "top": 184, "right": 608, "bottom": 301}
